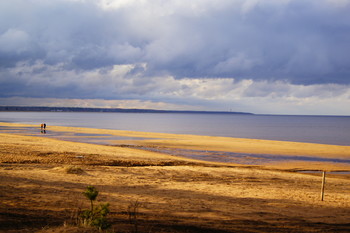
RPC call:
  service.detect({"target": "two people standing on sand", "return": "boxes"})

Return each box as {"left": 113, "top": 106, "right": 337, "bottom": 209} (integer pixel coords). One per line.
{"left": 40, "top": 123, "right": 46, "bottom": 134}
{"left": 40, "top": 123, "right": 46, "bottom": 130}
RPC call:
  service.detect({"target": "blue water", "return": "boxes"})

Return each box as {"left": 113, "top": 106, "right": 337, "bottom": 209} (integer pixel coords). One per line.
{"left": 1, "top": 111, "right": 350, "bottom": 146}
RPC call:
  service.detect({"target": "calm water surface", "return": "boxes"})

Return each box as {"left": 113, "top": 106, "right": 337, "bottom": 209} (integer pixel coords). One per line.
{"left": 1, "top": 112, "right": 350, "bottom": 146}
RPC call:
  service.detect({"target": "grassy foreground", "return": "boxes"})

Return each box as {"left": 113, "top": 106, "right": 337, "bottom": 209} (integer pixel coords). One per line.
{"left": 0, "top": 123, "right": 349, "bottom": 232}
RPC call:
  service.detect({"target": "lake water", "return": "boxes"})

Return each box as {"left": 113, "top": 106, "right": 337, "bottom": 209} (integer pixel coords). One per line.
{"left": 1, "top": 111, "right": 350, "bottom": 146}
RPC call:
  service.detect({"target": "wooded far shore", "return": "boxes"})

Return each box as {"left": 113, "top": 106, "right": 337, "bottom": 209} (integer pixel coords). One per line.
{"left": 0, "top": 106, "right": 252, "bottom": 114}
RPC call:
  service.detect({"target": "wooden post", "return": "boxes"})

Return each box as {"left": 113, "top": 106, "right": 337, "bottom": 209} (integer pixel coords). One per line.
{"left": 320, "top": 171, "right": 326, "bottom": 201}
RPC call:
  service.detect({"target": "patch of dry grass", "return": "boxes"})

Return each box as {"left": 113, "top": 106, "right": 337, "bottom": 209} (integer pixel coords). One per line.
{"left": 65, "top": 166, "right": 85, "bottom": 175}
{"left": 1, "top": 124, "right": 350, "bottom": 232}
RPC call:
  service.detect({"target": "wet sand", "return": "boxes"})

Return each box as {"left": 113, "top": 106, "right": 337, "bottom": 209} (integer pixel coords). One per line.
{"left": 0, "top": 122, "right": 349, "bottom": 232}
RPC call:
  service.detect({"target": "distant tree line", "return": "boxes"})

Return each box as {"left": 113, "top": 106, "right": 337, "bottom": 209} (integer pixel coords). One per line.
{"left": 0, "top": 106, "right": 253, "bottom": 115}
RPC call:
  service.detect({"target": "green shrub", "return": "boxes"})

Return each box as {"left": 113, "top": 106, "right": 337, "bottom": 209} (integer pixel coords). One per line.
{"left": 79, "top": 186, "right": 110, "bottom": 230}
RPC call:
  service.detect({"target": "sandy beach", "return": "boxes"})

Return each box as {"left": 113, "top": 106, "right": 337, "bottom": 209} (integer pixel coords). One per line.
{"left": 0, "top": 122, "right": 349, "bottom": 232}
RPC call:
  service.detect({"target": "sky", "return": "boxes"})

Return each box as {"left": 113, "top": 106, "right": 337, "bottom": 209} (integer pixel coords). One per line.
{"left": 0, "top": 0, "right": 350, "bottom": 115}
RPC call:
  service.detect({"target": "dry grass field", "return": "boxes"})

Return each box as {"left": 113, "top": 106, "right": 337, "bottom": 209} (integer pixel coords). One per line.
{"left": 0, "top": 123, "right": 349, "bottom": 232}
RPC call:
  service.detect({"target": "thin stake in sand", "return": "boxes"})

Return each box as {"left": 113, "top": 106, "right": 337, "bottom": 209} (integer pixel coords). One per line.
{"left": 321, "top": 171, "right": 326, "bottom": 201}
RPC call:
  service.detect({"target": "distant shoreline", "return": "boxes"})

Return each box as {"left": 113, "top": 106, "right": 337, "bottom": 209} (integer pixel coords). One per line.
{"left": 0, "top": 106, "right": 253, "bottom": 115}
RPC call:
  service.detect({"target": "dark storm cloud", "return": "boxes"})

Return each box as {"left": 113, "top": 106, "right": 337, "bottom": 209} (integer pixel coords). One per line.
{"left": 2, "top": 0, "right": 350, "bottom": 82}
{"left": 0, "top": 0, "right": 350, "bottom": 106}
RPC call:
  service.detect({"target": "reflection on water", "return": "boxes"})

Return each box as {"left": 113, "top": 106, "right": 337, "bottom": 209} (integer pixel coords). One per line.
{"left": 296, "top": 170, "right": 350, "bottom": 175}
{"left": 133, "top": 146, "right": 350, "bottom": 165}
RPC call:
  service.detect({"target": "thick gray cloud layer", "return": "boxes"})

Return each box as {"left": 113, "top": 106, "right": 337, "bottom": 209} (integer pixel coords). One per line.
{"left": 0, "top": 0, "right": 350, "bottom": 114}
{"left": 1, "top": 0, "right": 350, "bottom": 82}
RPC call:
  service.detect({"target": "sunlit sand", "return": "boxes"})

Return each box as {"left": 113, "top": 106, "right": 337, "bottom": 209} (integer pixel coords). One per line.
{"left": 0, "top": 122, "right": 349, "bottom": 232}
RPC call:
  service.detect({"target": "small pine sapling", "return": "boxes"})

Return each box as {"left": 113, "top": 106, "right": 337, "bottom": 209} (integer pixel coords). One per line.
{"left": 80, "top": 186, "right": 110, "bottom": 230}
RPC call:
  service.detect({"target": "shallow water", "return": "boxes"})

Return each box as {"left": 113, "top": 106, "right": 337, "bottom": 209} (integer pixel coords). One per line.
{"left": 0, "top": 126, "right": 150, "bottom": 145}
{"left": 1, "top": 112, "right": 350, "bottom": 145}
{"left": 296, "top": 171, "right": 350, "bottom": 175}
{"left": 136, "top": 146, "right": 350, "bottom": 165}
